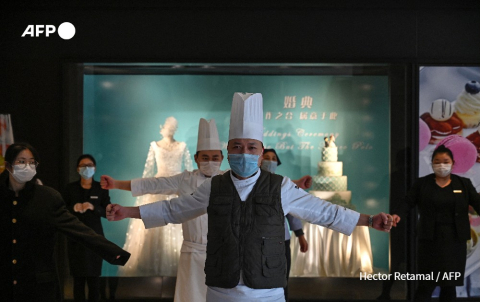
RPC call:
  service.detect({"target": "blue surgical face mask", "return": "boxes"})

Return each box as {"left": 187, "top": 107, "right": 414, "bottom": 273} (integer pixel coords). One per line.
{"left": 228, "top": 153, "right": 260, "bottom": 178}
{"left": 79, "top": 166, "right": 95, "bottom": 180}
{"left": 261, "top": 160, "right": 278, "bottom": 173}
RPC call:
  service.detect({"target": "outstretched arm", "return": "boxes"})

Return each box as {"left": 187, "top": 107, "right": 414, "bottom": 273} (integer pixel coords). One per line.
{"left": 107, "top": 178, "right": 212, "bottom": 228}
{"left": 282, "top": 177, "right": 393, "bottom": 235}
{"left": 102, "top": 173, "right": 184, "bottom": 197}
{"left": 51, "top": 190, "right": 130, "bottom": 265}
{"left": 101, "top": 175, "right": 132, "bottom": 191}
{"left": 356, "top": 213, "right": 393, "bottom": 232}
{"left": 106, "top": 204, "right": 140, "bottom": 221}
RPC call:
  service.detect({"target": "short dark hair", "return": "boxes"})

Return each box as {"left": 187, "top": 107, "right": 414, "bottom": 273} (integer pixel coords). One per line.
{"left": 432, "top": 145, "right": 454, "bottom": 162}
{"left": 263, "top": 148, "right": 282, "bottom": 166}
{"left": 76, "top": 154, "right": 96, "bottom": 167}
{"left": 4, "top": 142, "right": 40, "bottom": 165}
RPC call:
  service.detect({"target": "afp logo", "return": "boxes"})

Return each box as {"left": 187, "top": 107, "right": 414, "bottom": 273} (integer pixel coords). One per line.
{"left": 21, "top": 22, "right": 76, "bottom": 40}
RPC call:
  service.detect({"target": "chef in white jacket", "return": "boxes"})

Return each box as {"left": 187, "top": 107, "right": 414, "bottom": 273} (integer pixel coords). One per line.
{"left": 107, "top": 92, "right": 393, "bottom": 302}
{"left": 101, "top": 118, "right": 224, "bottom": 302}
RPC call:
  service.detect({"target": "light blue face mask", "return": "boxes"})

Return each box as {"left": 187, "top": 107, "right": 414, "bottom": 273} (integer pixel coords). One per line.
{"left": 228, "top": 153, "right": 260, "bottom": 178}
{"left": 79, "top": 166, "right": 95, "bottom": 180}
{"left": 261, "top": 160, "right": 278, "bottom": 173}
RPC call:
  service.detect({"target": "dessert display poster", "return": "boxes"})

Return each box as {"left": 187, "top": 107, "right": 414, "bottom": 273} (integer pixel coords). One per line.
{"left": 83, "top": 72, "right": 390, "bottom": 276}
{"left": 419, "top": 66, "right": 480, "bottom": 297}
{"left": 0, "top": 114, "right": 14, "bottom": 174}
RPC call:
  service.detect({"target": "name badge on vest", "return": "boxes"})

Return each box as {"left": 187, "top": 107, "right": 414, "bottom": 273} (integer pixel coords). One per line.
{"left": 90, "top": 196, "right": 99, "bottom": 199}
{"left": 453, "top": 190, "right": 462, "bottom": 193}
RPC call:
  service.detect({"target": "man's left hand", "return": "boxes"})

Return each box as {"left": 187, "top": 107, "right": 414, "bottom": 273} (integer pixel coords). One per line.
{"left": 372, "top": 212, "right": 393, "bottom": 232}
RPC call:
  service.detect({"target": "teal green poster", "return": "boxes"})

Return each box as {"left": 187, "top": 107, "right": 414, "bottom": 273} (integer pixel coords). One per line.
{"left": 83, "top": 73, "right": 390, "bottom": 276}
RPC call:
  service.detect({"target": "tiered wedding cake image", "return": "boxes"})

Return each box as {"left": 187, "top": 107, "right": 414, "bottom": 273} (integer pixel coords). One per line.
{"left": 290, "top": 135, "right": 373, "bottom": 277}
{"left": 310, "top": 135, "right": 355, "bottom": 210}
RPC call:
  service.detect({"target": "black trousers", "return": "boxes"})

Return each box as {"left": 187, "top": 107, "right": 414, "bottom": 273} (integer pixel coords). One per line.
{"left": 100, "top": 277, "right": 119, "bottom": 300}
{"left": 284, "top": 239, "right": 292, "bottom": 302}
{"left": 73, "top": 276, "right": 100, "bottom": 302}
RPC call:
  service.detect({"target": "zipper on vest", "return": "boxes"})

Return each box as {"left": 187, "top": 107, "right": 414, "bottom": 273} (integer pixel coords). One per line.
{"left": 239, "top": 200, "right": 246, "bottom": 272}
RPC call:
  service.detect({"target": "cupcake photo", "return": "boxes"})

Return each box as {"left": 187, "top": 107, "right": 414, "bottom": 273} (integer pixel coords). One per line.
{"left": 454, "top": 80, "right": 480, "bottom": 128}
{"left": 420, "top": 98, "right": 464, "bottom": 144}
{"left": 466, "top": 124, "right": 480, "bottom": 163}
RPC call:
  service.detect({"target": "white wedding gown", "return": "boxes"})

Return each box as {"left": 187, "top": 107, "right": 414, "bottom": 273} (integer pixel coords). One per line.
{"left": 290, "top": 220, "right": 374, "bottom": 277}
{"left": 119, "top": 141, "right": 193, "bottom": 276}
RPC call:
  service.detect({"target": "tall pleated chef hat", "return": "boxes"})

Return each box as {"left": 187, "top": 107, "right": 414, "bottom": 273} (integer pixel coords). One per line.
{"left": 228, "top": 93, "right": 263, "bottom": 142}
{"left": 197, "top": 118, "right": 221, "bottom": 151}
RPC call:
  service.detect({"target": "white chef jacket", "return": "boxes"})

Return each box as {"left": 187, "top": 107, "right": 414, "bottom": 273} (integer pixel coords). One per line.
{"left": 132, "top": 169, "right": 224, "bottom": 302}
{"left": 140, "top": 169, "right": 360, "bottom": 302}
{"left": 132, "top": 169, "right": 217, "bottom": 250}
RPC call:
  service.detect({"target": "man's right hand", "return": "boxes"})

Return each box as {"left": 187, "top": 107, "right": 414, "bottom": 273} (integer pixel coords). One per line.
{"left": 106, "top": 204, "right": 127, "bottom": 221}
{"left": 101, "top": 175, "right": 116, "bottom": 190}
{"left": 106, "top": 204, "right": 141, "bottom": 221}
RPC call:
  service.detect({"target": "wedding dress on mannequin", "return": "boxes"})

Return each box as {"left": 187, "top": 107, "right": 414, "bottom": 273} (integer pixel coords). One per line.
{"left": 119, "top": 117, "right": 193, "bottom": 276}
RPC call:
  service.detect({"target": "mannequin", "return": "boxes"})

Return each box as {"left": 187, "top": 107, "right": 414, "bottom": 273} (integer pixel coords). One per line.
{"left": 119, "top": 117, "right": 193, "bottom": 276}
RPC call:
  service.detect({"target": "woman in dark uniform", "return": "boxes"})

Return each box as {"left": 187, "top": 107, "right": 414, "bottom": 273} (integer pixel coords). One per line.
{"left": 393, "top": 145, "right": 480, "bottom": 301}
{"left": 63, "top": 154, "right": 112, "bottom": 302}
{"left": 0, "top": 143, "right": 130, "bottom": 302}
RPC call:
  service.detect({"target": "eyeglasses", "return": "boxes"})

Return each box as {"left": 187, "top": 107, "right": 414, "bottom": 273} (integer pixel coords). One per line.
{"left": 78, "top": 164, "right": 95, "bottom": 168}
{"left": 14, "top": 160, "right": 39, "bottom": 169}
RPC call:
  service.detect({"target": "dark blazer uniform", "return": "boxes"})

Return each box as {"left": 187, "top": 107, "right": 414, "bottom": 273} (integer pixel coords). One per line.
{"left": 402, "top": 174, "right": 480, "bottom": 241}
{"left": 0, "top": 171, "right": 130, "bottom": 302}
{"left": 63, "top": 180, "right": 110, "bottom": 276}
{"left": 397, "top": 173, "right": 480, "bottom": 286}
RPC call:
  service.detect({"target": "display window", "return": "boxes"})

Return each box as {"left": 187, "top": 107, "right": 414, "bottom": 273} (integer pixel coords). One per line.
{"left": 66, "top": 63, "right": 407, "bottom": 299}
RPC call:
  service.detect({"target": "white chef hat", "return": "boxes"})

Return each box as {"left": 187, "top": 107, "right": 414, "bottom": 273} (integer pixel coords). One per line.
{"left": 197, "top": 118, "right": 221, "bottom": 151}
{"left": 228, "top": 93, "right": 263, "bottom": 142}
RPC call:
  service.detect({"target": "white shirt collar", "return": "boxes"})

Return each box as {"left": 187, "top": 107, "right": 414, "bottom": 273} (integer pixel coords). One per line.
{"left": 229, "top": 168, "right": 261, "bottom": 190}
